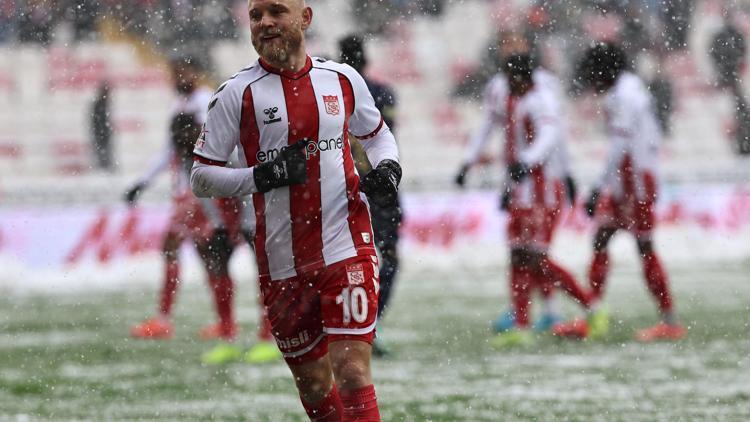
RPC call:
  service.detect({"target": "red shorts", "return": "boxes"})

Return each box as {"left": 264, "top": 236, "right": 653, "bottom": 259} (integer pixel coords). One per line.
{"left": 507, "top": 206, "right": 562, "bottom": 251}
{"left": 167, "top": 195, "right": 242, "bottom": 244}
{"left": 596, "top": 195, "right": 655, "bottom": 238}
{"left": 260, "top": 255, "right": 380, "bottom": 365}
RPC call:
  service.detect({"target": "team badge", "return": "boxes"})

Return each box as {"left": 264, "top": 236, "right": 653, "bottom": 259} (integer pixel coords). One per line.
{"left": 323, "top": 95, "right": 340, "bottom": 115}
{"left": 346, "top": 263, "right": 365, "bottom": 286}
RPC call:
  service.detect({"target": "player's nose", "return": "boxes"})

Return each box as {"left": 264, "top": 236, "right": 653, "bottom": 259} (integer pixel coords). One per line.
{"left": 258, "top": 13, "right": 276, "bottom": 28}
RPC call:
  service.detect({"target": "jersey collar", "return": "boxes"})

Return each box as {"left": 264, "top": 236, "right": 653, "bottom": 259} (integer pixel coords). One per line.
{"left": 259, "top": 56, "right": 312, "bottom": 79}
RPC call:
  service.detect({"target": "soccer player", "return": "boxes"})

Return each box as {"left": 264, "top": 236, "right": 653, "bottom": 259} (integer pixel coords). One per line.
{"left": 339, "top": 33, "right": 402, "bottom": 357}
{"left": 455, "top": 32, "right": 595, "bottom": 339}
{"left": 125, "top": 57, "right": 238, "bottom": 341}
{"left": 464, "top": 54, "right": 596, "bottom": 348}
{"left": 553, "top": 43, "right": 686, "bottom": 342}
{"left": 190, "top": 0, "right": 400, "bottom": 420}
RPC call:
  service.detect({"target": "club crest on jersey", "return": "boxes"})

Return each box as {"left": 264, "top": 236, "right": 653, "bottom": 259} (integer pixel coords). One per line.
{"left": 263, "top": 107, "right": 281, "bottom": 124}
{"left": 346, "top": 263, "right": 365, "bottom": 286}
{"left": 323, "top": 95, "right": 340, "bottom": 115}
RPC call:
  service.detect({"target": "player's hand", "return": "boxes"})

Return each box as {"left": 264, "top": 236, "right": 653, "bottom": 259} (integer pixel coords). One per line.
{"left": 565, "top": 175, "right": 577, "bottom": 206}
{"left": 500, "top": 189, "right": 512, "bottom": 211}
{"left": 253, "top": 139, "right": 309, "bottom": 193}
{"left": 124, "top": 182, "right": 146, "bottom": 204}
{"left": 508, "top": 162, "right": 529, "bottom": 182}
{"left": 585, "top": 189, "right": 600, "bottom": 218}
{"left": 360, "top": 159, "right": 402, "bottom": 207}
{"left": 454, "top": 164, "right": 469, "bottom": 188}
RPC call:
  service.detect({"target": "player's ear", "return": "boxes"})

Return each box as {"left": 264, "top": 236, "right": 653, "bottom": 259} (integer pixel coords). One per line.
{"left": 301, "top": 6, "right": 312, "bottom": 30}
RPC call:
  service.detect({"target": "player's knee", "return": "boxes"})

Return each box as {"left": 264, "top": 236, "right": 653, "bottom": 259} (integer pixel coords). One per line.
{"left": 332, "top": 358, "right": 370, "bottom": 390}
{"left": 296, "top": 374, "right": 334, "bottom": 403}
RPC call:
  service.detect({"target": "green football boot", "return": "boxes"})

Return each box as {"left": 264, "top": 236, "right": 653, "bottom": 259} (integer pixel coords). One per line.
{"left": 244, "top": 341, "right": 282, "bottom": 364}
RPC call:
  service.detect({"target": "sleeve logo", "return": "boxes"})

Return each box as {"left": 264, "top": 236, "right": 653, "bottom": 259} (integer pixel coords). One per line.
{"left": 323, "top": 95, "right": 340, "bottom": 115}
{"left": 196, "top": 124, "right": 208, "bottom": 149}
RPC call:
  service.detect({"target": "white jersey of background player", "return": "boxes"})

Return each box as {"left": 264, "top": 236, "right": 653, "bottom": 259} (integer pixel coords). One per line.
{"left": 509, "top": 72, "right": 568, "bottom": 208}
{"left": 462, "top": 67, "right": 573, "bottom": 175}
{"left": 596, "top": 71, "right": 661, "bottom": 200}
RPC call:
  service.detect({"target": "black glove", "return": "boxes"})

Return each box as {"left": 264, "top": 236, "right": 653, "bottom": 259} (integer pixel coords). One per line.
{"left": 253, "top": 139, "right": 309, "bottom": 193}
{"left": 124, "top": 182, "right": 146, "bottom": 204}
{"left": 508, "top": 162, "right": 529, "bottom": 182}
{"left": 360, "top": 159, "right": 402, "bottom": 207}
{"left": 500, "top": 188, "right": 511, "bottom": 211}
{"left": 454, "top": 164, "right": 469, "bottom": 188}
{"left": 565, "top": 175, "right": 577, "bottom": 206}
{"left": 585, "top": 189, "right": 600, "bottom": 218}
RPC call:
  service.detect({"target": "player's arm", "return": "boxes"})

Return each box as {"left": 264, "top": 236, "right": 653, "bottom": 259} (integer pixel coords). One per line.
{"left": 190, "top": 84, "right": 253, "bottom": 197}
{"left": 456, "top": 80, "right": 504, "bottom": 187}
{"left": 345, "top": 67, "right": 401, "bottom": 206}
{"left": 124, "top": 140, "right": 173, "bottom": 204}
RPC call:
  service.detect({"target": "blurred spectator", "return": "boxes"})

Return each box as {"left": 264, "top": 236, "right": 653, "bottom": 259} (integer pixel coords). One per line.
{"left": 710, "top": 20, "right": 750, "bottom": 155}
{"left": 90, "top": 80, "right": 114, "bottom": 171}
{"left": 351, "top": 0, "right": 446, "bottom": 35}
{"left": 660, "top": 0, "right": 694, "bottom": 52}
{"left": 18, "top": 0, "right": 54, "bottom": 44}
{"left": 68, "top": 0, "right": 100, "bottom": 41}
{"left": 709, "top": 23, "right": 746, "bottom": 90}
{"left": 0, "top": 0, "right": 16, "bottom": 42}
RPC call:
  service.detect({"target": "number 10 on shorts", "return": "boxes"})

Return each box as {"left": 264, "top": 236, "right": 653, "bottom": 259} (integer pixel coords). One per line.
{"left": 336, "top": 286, "right": 368, "bottom": 324}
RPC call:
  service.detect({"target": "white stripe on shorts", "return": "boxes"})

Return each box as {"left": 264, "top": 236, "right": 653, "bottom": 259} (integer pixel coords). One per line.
{"left": 323, "top": 319, "right": 378, "bottom": 336}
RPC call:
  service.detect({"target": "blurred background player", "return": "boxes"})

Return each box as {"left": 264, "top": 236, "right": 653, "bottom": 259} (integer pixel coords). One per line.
{"left": 454, "top": 31, "right": 592, "bottom": 338}
{"left": 554, "top": 43, "right": 685, "bottom": 342}
{"left": 339, "top": 33, "right": 402, "bottom": 357}
{"left": 473, "top": 54, "right": 599, "bottom": 348}
{"left": 124, "top": 57, "right": 238, "bottom": 341}
{"left": 201, "top": 199, "right": 282, "bottom": 366}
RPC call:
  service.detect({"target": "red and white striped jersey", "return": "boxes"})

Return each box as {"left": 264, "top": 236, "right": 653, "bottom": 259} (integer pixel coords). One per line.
{"left": 194, "top": 57, "right": 388, "bottom": 281}
{"left": 598, "top": 72, "right": 661, "bottom": 201}
{"left": 464, "top": 68, "right": 572, "bottom": 173}
{"left": 509, "top": 82, "right": 567, "bottom": 209}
